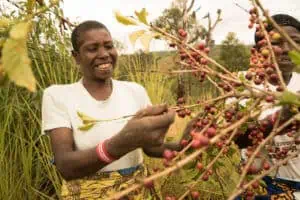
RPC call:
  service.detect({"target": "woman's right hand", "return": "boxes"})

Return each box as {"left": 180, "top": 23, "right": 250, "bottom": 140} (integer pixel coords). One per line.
{"left": 106, "top": 104, "right": 175, "bottom": 157}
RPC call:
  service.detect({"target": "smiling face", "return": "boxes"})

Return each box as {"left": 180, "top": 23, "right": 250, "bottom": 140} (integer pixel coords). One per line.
{"left": 271, "top": 26, "right": 300, "bottom": 75}
{"left": 73, "top": 28, "right": 118, "bottom": 82}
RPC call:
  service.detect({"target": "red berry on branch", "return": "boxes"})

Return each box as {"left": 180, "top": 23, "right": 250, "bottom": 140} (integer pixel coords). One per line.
{"left": 191, "top": 191, "right": 200, "bottom": 199}
{"left": 191, "top": 139, "right": 201, "bottom": 149}
{"left": 197, "top": 42, "right": 205, "bottom": 50}
{"left": 177, "top": 97, "right": 185, "bottom": 104}
{"left": 263, "top": 161, "right": 271, "bottom": 170}
{"left": 200, "top": 58, "right": 208, "bottom": 65}
{"left": 206, "top": 127, "right": 216, "bottom": 138}
{"left": 196, "top": 162, "right": 203, "bottom": 170}
{"left": 163, "top": 149, "right": 174, "bottom": 161}
{"left": 202, "top": 174, "right": 209, "bottom": 181}
{"left": 204, "top": 47, "right": 210, "bottom": 54}
{"left": 265, "top": 95, "right": 274, "bottom": 103}
{"left": 245, "top": 72, "right": 253, "bottom": 80}
{"left": 180, "top": 139, "right": 188, "bottom": 147}
{"left": 143, "top": 179, "right": 154, "bottom": 189}
{"left": 178, "top": 28, "right": 187, "bottom": 37}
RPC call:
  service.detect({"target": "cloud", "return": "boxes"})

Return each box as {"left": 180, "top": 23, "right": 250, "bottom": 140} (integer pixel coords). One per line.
{"left": 62, "top": 0, "right": 300, "bottom": 53}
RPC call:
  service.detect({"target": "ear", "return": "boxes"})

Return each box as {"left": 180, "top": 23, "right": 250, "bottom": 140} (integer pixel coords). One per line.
{"left": 72, "top": 50, "right": 80, "bottom": 65}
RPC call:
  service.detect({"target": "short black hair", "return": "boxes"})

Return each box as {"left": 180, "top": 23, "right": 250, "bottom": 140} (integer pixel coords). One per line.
{"left": 71, "top": 20, "right": 109, "bottom": 52}
{"left": 255, "top": 14, "right": 300, "bottom": 44}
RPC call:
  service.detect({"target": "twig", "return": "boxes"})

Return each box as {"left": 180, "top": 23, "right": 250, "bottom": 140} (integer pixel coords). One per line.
{"left": 228, "top": 112, "right": 300, "bottom": 200}
{"left": 255, "top": 0, "right": 300, "bottom": 52}
{"left": 107, "top": 100, "right": 261, "bottom": 200}
{"left": 251, "top": 0, "right": 287, "bottom": 89}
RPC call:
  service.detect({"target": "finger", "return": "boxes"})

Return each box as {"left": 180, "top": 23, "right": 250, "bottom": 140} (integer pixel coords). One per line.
{"left": 143, "top": 109, "right": 175, "bottom": 130}
{"left": 135, "top": 104, "right": 168, "bottom": 118}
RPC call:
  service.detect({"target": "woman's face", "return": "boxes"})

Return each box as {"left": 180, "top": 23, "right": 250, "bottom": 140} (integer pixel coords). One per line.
{"left": 271, "top": 25, "right": 300, "bottom": 74}
{"left": 73, "top": 28, "right": 118, "bottom": 82}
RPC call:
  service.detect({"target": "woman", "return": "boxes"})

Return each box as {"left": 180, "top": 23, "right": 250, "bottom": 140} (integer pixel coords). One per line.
{"left": 42, "top": 21, "right": 180, "bottom": 199}
{"left": 236, "top": 14, "right": 300, "bottom": 200}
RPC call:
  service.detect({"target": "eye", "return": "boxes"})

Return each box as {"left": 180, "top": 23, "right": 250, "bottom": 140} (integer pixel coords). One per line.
{"left": 105, "top": 44, "right": 114, "bottom": 49}
{"left": 87, "top": 47, "right": 97, "bottom": 52}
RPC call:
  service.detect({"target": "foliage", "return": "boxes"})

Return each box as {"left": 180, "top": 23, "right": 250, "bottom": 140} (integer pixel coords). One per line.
{"left": 153, "top": 1, "right": 206, "bottom": 46}
{"left": 218, "top": 32, "right": 251, "bottom": 72}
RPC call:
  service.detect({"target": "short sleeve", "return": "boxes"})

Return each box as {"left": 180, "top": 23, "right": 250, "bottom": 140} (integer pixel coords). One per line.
{"left": 41, "top": 88, "right": 72, "bottom": 135}
{"left": 139, "top": 86, "right": 152, "bottom": 108}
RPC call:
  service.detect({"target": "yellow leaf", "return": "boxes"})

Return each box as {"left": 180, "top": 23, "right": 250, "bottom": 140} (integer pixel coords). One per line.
{"left": 26, "top": 0, "right": 35, "bottom": 14}
{"left": 2, "top": 22, "right": 36, "bottom": 92}
{"left": 134, "top": 8, "right": 148, "bottom": 25}
{"left": 114, "top": 11, "right": 138, "bottom": 26}
{"left": 129, "top": 30, "right": 146, "bottom": 47}
{"left": 10, "top": 22, "right": 31, "bottom": 40}
{"left": 0, "top": 17, "right": 11, "bottom": 28}
{"left": 78, "top": 123, "right": 95, "bottom": 131}
{"left": 77, "top": 111, "right": 98, "bottom": 124}
{"left": 139, "top": 33, "right": 153, "bottom": 52}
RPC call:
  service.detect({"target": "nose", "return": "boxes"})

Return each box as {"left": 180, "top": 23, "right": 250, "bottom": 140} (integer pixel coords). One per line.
{"left": 281, "top": 41, "right": 291, "bottom": 53}
{"left": 97, "top": 47, "right": 109, "bottom": 59}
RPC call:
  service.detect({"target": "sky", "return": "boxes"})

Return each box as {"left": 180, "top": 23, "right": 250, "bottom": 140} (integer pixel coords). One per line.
{"left": 62, "top": 0, "right": 300, "bottom": 53}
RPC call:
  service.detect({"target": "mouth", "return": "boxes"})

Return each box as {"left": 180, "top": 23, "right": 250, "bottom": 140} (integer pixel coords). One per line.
{"left": 94, "top": 63, "right": 113, "bottom": 72}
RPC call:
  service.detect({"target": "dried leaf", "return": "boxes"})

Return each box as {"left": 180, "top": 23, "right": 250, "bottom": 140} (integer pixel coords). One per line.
{"left": 134, "top": 8, "right": 148, "bottom": 25}
{"left": 78, "top": 123, "right": 95, "bottom": 131}
{"left": 139, "top": 33, "right": 153, "bottom": 52}
{"left": 2, "top": 22, "right": 36, "bottom": 92}
{"left": 77, "top": 111, "right": 98, "bottom": 124}
{"left": 129, "top": 30, "right": 146, "bottom": 47}
{"left": 115, "top": 11, "right": 138, "bottom": 26}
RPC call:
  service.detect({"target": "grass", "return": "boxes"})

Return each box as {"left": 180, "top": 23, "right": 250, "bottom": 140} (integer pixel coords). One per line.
{"left": 0, "top": 38, "right": 242, "bottom": 199}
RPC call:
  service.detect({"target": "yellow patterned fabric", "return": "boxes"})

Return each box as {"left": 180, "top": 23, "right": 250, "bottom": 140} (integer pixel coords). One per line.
{"left": 60, "top": 166, "right": 152, "bottom": 200}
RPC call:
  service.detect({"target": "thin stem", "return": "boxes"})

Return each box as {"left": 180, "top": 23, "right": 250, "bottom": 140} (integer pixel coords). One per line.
{"left": 251, "top": 0, "right": 287, "bottom": 89}
{"left": 255, "top": 0, "right": 300, "bottom": 52}
{"left": 228, "top": 112, "right": 300, "bottom": 200}
{"left": 107, "top": 100, "right": 261, "bottom": 200}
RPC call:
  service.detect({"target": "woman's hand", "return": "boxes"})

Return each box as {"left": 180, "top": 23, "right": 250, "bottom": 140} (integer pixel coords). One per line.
{"left": 106, "top": 104, "right": 175, "bottom": 157}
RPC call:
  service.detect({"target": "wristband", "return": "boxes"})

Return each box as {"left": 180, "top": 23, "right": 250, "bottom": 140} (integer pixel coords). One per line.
{"left": 96, "top": 140, "right": 116, "bottom": 163}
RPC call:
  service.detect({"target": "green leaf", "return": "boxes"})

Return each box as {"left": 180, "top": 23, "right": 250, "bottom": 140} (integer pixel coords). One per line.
{"left": 289, "top": 50, "right": 300, "bottom": 65}
{"left": 139, "top": 33, "right": 153, "bottom": 52}
{"left": 129, "top": 30, "right": 146, "bottom": 47}
{"left": 114, "top": 11, "right": 138, "bottom": 26}
{"left": 78, "top": 123, "right": 95, "bottom": 131}
{"left": 279, "top": 90, "right": 300, "bottom": 106}
{"left": 134, "top": 8, "right": 148, "bottom": 25}
{"left": 288, "top": 50, "right": 300, "bottom": 73}
{"left": 2, "top": 22, "right": 36, "bottom": 92}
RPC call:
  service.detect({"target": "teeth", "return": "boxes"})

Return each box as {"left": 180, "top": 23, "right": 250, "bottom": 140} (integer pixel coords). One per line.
{"left": 96, "top": 63, "right": 111, "bottom": 70}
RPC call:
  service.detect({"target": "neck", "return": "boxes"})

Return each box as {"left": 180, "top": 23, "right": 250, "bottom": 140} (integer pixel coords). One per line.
{"left": 282, "top": 72, "right": 292, "bottom": 85}
{"left": 82, "top": 77, "right": 112, "bottom": 89}
{"left": 82, "top": 77, "right": 113, "bottom": 101}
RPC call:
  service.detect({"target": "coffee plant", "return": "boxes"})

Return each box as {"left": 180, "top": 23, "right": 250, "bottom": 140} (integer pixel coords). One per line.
{"left": 1, "top": 0, "right": 300, "bottom": 199}
{"left": 110, "top": 0, "right": 300, "bottom": 199}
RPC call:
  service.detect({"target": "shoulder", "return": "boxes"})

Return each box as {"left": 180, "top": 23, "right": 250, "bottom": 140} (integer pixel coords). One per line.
{"left": 43, "top": 82, "right": 79, "bottom": 102}
{"left": 287, "top": 73, "right": 300, "bottom": 93}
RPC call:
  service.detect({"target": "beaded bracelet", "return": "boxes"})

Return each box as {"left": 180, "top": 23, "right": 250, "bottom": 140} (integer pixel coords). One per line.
{"left": 96, "top": 140, "right": 116, "bottom": 163}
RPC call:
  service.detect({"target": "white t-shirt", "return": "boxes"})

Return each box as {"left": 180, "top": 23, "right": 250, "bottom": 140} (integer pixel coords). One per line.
{"left": 42, "top": 78, "right": 151, "bottom": 172}
{"left": 228, "top": 72, "right": 300, "bottom": 182}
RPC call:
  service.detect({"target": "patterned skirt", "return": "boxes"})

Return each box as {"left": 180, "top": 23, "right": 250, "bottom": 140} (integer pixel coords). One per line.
{"left": 60, "top": 165, "right": 153, "bottom": 200}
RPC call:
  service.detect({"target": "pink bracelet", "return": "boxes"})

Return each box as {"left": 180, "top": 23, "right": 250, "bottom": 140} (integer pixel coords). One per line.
{"left": 96, "top": 140, "right": 116, "bottom": 163}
